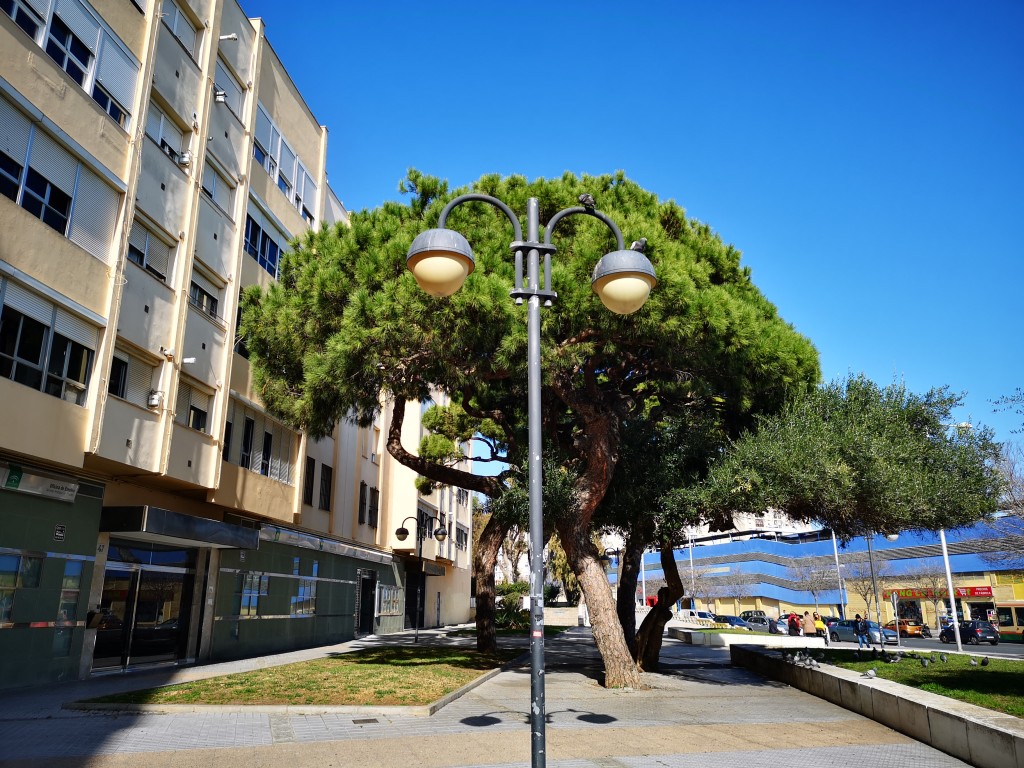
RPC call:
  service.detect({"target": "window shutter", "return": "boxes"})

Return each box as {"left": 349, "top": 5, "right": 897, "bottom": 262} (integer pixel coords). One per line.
{"left": 0, "top": 98, "right": 31, "bottom": 163}
{"left": 146, "top": 230, "right": 172, "bottom": 277}
{"left": 69, "top": 168, "right": 119, "bottom": 261}
{"left": 302, "top": 169, "right": 317, "bottom": 208}
{"left": 95, "top": 38, "right": 138, "bottom": 115}
{"left": 250, "top": 412, "right": 266, "bottom": 470}
{"left": 3, "top": 282, "right": 52, "bottom": 324}
{"left": 190, "top": 268, "right": 216, "bottom": 296}
{"left": 23, "top": 0, "right": 50, "bottom": 19}
{"left": 278, "top": 140, "right": 295, "bottom": 181}
{"left": 54, "top": 308, "right": 97, "bottom": 348}
{"left": 54, "top": 0, "right": 101, "bottom": 54}
{"left": 175, "top": 383, "right": 190, "bottom": 425}
{"left": 214, "top": 60, "right": 242, "bottom": 115}
{"left": 127, "top": 218, "right": 148, "bottom": 253}
{"left": 254, "top": 104, "right": 272, "bottom": 149}
{"left": 126, "top": 356, "right": 152, "bottom": 406}
{"left": 29, "top": 132, "right": 78, "bottom": 194}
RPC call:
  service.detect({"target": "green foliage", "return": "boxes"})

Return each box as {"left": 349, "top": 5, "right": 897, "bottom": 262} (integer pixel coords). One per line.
{"left": 688, "top": 375, "right": 1005, "bottom": 537}
{"left": 495, "top": 581, "right": 529, "bottom": 600}
{"left": 494, "top": 581, "right": 530, "bottom": 629}
{"left": 546, "top": 533, "right": 585, "bottom": 604}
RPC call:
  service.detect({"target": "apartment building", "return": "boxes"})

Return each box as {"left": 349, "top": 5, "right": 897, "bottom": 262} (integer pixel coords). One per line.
{"left": 0, "top": 0, "right": 472, "bottom": 690}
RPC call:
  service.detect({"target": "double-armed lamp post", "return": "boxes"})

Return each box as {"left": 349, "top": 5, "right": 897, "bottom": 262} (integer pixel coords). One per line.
{"left": 395, "top": 514, "right": 447, "bottom": 643}
{"left": 406, "top": 193, "right": 656, "bottom": 768}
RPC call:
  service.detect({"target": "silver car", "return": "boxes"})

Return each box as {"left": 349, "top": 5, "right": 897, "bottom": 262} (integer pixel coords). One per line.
{"left": 828, "top": 618, "right": 898, "bottom": 644}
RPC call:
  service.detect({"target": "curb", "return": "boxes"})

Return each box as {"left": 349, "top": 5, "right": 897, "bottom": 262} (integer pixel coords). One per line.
{"left": 730, "top": 643, "right": 1024, "bottom": 768}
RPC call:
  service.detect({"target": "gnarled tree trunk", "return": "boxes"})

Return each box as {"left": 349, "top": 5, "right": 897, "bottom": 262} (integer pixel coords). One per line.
{"left": 474, "top": 512, "right": 508, "bottom": 653}
{"left": 633, "top": 541, "right": 685, "bottom": 671}
{"left": 615, "top": 534, "right": 643, "bottom": 652}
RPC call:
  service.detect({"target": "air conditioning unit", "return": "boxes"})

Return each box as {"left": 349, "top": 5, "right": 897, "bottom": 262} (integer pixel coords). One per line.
{"left": 213, "top": 89, "right": 227, "bottom": 103}
{"left": 177, "top": 151, "right": 192, "bottom": 167}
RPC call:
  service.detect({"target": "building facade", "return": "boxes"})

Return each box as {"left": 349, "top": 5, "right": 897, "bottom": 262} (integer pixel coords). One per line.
{"left": 0, "top": 0, "right": 472, "bottom": 691}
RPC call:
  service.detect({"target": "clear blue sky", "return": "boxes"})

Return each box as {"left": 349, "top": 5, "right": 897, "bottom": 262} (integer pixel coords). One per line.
{"left": 244, "top": 0, "right": 1023, "bottom": 446}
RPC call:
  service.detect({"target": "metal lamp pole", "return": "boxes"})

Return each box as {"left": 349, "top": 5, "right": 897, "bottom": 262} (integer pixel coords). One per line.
{"left": 939, "top": 528, "right": 963, "bottom": 652}
{"left": 865, "top": 534, "right": 884, "bottom": 646}
{"left": 405, "top": 193, "right": 655, "bottom": 768}
{"left": 395, "top": 514, "right": 447, "bottom": 643}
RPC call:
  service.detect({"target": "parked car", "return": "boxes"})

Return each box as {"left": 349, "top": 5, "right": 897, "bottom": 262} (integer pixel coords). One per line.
{"left": 827, "top": 618, "right": 898, "bottom": 644}
{"left": 739, "top": 610, "right": 766, "bottom": 622}
{"left": 677, "top": 609, "right": 715, "bottom": 623}
{"left": 884, "top": 619, "right": 930, "bottom": 638}
{"left": 744, "top": 616, "right": 772, "bottom": 632}
{"left": 939, "top": 620, "right": 999, "bottom": 646}
{"left": 715, "top": 615, "right": 753, "bottom": 631}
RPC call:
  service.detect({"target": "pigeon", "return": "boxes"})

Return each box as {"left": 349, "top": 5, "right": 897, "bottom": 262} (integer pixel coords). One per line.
{"left": 969, "top": 658, "right": 978, "bottom": 666}
{"left": 630, "top": 238, "right": 647, "bottom": 252}
{"left": 981, "top": 657, "right": 990, "bottom": 667}
{"left": 940, "top": 653, "right": 948, "bottom": 663}
{"left": 871, "top": 648, "right": 879, "bottom": 659}
{"left": 578, "top": 193, "right": 596, "bottom": 209}
{"left": 862, "top": 668, "right": 877, "bottom": 678}
{"left": 920, "top": 658, "right": 930, "bottom": 668}
{"left": 852, "top": 650, "right": 860, "bottom": 660}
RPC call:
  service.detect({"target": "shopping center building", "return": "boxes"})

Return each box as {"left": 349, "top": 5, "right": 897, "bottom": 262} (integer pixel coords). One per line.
{"left": 0, "top": 0, "right": 472, "bottom": 691}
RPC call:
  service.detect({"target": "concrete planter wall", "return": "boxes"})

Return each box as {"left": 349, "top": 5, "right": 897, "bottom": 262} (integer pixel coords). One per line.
{"left": 730, "top": 644, "right": 1024, "bottom": 768}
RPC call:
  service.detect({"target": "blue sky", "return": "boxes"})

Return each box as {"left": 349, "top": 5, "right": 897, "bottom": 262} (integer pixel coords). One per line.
{"left": 244, "top": 1, "right": 1024, "bottom": 446}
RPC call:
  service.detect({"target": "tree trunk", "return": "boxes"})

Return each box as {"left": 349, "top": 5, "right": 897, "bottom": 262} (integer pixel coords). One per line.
{"left": 615, "top": 536, "right": 643, "bottom": 651}
{"left": 557, "top": 518, "right": 645, "bottom": 689}
{"left": 474, "top": 512, "right": 508, "bottom": 653}
{"left": 633, "top": 541, "right": 685, "bottom": 671}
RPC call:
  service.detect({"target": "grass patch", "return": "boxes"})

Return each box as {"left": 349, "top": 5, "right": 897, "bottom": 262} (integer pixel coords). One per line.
{"left": 86, "top": 646, "right": 522, "bottom": 707}
{"left": 447, "top": 625, "right": 571, "bottom": 637}
{"left": 808, "top": 648, "right": 1024, "bottom": 718}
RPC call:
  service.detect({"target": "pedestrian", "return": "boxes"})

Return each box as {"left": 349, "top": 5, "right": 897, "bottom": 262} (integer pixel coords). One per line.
{"left": 813, "top": 611, "right": 829, "bottom": 645}
{"left": 802, "top": 611, "right": 815, "bottom": 638}
{"left": 854, "top": 613, "right": 870, "bottom": 649}
{"left": 787, "top": 612, "right": 801, "bottom": 636}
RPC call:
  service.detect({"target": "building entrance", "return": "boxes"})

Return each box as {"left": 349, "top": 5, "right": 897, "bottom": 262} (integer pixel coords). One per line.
{"left": 91, "top": 540, "right": 196, "bottom": 671}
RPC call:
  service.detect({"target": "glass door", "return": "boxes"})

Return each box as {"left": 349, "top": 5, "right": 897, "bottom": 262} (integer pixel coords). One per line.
{"left": 128, "top": 570, "right": 189, "bottom": 665}
{"left": 91, "top": 567, "right": 134, "bottom": 670}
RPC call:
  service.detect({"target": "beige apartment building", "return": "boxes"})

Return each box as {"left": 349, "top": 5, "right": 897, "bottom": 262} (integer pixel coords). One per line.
{"left": 0, "top": 0, "right": 472, "bottom": 690}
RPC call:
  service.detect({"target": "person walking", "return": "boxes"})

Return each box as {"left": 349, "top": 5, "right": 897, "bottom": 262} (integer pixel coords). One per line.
{"left": 854, "top": 613, "right": 870, "bottom": 649}
{"left": 802, "top": 611, "right": 816, "bottom": 638}
{"left": 813, "top": 612, "right": 829, "bottom": 645}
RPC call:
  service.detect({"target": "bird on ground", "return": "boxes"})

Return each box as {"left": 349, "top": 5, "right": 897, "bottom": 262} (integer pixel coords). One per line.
{"left": 981, "top": 657, "right": 990, "bottom": 667}
{"left": 920, "top": 658, "right": 930, "bottom": 668}
{"left": 862, "top": 668, "right": 877, "bottom": 679}
{"left": 852, "top": 650, "right": 860, "bottom": 660}
{"left": 578, "top": 193, "right": 596, "bottom": 209}
{"left": 630, "top": 238, "right": 647, "bottom": 252}
{"left": 940, "top": 654, "right": 948, "bottom": 663}
{"left": 969, "top": 658, "right": 978, "bottom": 666}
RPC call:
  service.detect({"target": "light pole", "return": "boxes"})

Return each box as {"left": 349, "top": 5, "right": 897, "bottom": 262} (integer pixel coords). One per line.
{"left": 395, "top": 514, "right": 448, "bottom": 643}
{"left": 406, "top": 193, "right": 655, "bottom": 768}
{"left": 830, "top": 531, "right": 847, "bottom": 618}
{"left": 939, "top": 528, "right": 963, "bottom": 652}
{"left": 864, "top": 532, "right": 898, "bottom": 646}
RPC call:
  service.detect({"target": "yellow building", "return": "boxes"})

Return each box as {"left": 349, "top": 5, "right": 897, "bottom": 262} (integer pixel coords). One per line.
{"left": 0, "top": 0, "right": 472, "bottom": 690}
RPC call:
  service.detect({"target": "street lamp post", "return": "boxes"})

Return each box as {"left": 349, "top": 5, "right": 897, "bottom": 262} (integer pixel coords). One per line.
{"left": 406, "top": 193, "right": 655, "bottom": 768}
{"left": 395, "top": 514, "right": 448, "bottom": 643}
{"left": 865, "top": 532, "right": 898, "bottom": 647}
{"left": 939, "top": 528, "right": 964, "bottom": 652}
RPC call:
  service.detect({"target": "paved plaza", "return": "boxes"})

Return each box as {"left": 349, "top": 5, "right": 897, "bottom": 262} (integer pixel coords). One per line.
{"left": 0, "top": 627, "right": 973, "bottom": 768}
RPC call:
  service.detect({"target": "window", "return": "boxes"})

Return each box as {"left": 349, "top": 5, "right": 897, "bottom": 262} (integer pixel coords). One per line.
{"left": 91, "top": 83, "right": 127, "bottom": 127}
{"left": 237, "top": 572, "right": 268, "bottom": 617}
{"left": 0, "top": 553, "right": 43, "bottom": 622}
{"left": 201, "top": 163, "right": 233, "bottom": 211}
{"left": 1, "top": 0, "right": 44, "bottom": 39}
{"left": 161, "top": 0, "right": 197, "bottom": 58}
{"left": 368, "top": 487, "right": 379, "bottom": 529}
{"left": 222, "top": 419, "right": 232, "bottom": 461}
{"left": 233, "top": 303, "right": 249, "bottom": 359}
{"left": 357, "top": 481, "right": 366, "bottom": 524}
{"left": 21, "top": 168, "right": 72, "bottom": 235}
{"left": 455, "top": 524, "right": 469, "bottom": 551}
{"left": 253, "top": 103, "right": 317, "bottom": 218}
{"left": 54, "top": 559, "right": 83, "bottom": 656}
{"left": 1, "top": 97, "right": 119, "bottom": 260}
{"left": 127, "top": 217, "right": 173, "bottom": 280}
{"left": 303, "top": 457, "right": 315, "bottom": 505}
{"left": 108, "top": 355, "right": 128, "bottom": 398}
{"left": 244, "top": 213, "right": 282, "bottom": 279}
{"left": 240, "top": 416, "right": 254, "bottom": 469}
{"left": 175, "top": 382, "right": 209, "bottom": 433}
{"left": 0, "top": 288, "right": 96, "bottom": 406}
{"left": 145, "top": 103, "right": 186, "bottom": 164}
{"left": 46, "top": 332, "right": 93, "bottom": 404}
{"left": 318, "top": 464, "right": 332, "bottom": 511}
{"left": 294, "top": 164, "right": 317, "bottom": 226}
{"left": 188, "top": 277, "right": 219, "bottom": 319}
{"left": 291, "top": 560, "right": 317, "bottom": 616}
{"left": 259, "top": 431, "right": 272, "bottom": 476}
{"left": 45, "top": 14, "right": 92, "bottom": 86}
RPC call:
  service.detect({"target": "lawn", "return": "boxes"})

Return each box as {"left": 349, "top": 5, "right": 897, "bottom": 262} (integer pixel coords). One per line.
{"left": 88, "top": 646, "right": 522, "bottom": 707}
{"left": 815, "top": 648, "right": 1024, "bottom": 718}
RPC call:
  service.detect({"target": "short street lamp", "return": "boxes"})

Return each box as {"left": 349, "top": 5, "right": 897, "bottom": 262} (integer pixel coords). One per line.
{"left": 407, "top": 192, "right": 655, "bottom": 768}
{"left": 395, "top": 514, "right": 447, "bottom": 643}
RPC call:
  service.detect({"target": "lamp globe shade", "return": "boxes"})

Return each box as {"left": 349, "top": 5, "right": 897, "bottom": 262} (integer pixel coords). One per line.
{"left": 406, "top": 228, "right": 475, "bottom": 297}
{"left": 434, "top": 526, "right": 448, "bottom": 543}
{"left": 395, "top": 527, "right": 409, "bottom": 542}
{"left": 591, "top": 250, "right": 657, "bottom": 314}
